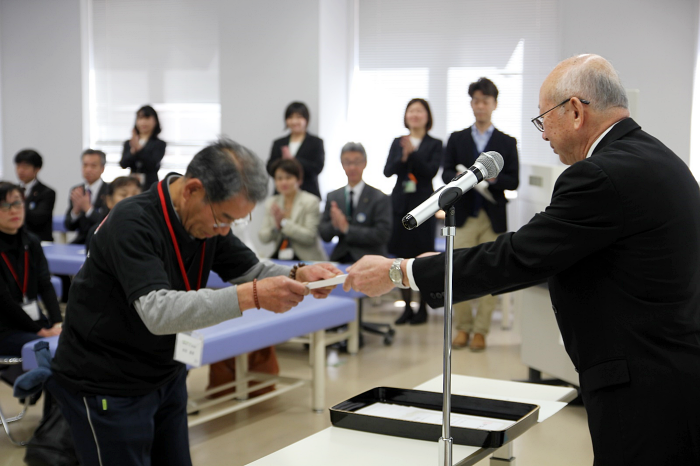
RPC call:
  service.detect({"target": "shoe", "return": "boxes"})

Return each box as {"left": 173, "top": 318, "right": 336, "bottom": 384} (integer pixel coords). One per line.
{"left": 452, "top": 331, "right": 470, "bottom": 349}
{"left": 469, "top": 333, "right": 486, "bottom": 352}
{"left": 409, "top": 304, "right": 427, "bottom": 325}
{"left": 395, "top": 306, "right": 414, "bottom": 325}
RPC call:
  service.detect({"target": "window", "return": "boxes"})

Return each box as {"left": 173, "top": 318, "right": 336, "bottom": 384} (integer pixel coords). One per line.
{"left": 89, "top": 0, "right": 220, "bottom": 182}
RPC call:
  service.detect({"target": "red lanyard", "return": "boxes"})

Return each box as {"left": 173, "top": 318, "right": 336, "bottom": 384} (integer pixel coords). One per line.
{"left": 158, "top": 181, "right": 206, "bottom": 291}
{"left": 1, "top": 247, "right": 29, "bottom": 297}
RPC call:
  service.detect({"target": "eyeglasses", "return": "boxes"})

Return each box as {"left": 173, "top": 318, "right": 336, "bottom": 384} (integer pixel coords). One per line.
{"left": 0, "top": 200, "right": 24, "bottom": 212}
{"left": 207, "top": 198, "right": 252, "bottom": 229}
{"left": 531, "top": 97, "right": 590, "bottom": 132}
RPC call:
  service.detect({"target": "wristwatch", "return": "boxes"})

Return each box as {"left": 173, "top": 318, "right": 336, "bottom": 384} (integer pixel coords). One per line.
{"left": 389, "top": 258, "right": 408, "bottom": 289}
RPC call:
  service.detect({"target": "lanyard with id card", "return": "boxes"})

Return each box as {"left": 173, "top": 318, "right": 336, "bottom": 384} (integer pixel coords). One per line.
{"left": 158, "top": 181, "right": 208, "bottom": 366}
{"left": 1, "top": 247, "right": 41, "bottom": 321}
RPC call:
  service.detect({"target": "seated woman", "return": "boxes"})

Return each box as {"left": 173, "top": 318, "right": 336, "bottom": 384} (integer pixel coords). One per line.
{"left": 259, "top": 159, "right": 327, "bottom": 261}
{"left": 0, "top": 182, "right": 62, "bottom": 385}
{"left": 85, "top": 176, "right": 142, "bottom": 251}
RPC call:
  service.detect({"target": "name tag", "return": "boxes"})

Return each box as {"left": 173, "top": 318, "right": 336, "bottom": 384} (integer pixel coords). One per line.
{"left": 174, "top": 331, "right": 204, "bottom": 367}
{"left": 278, "top": 247, "right": 295, "bottom": 261}
{"left": 22, "top": 300, "right": 41, "bottom": 321}
{"left": 402, "top": 179, "right": 417, "bottom": 193}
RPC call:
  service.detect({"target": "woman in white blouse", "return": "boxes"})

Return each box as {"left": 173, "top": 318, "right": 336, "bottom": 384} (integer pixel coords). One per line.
{"left": 259, "top": 159, "right": 327, "bottom": 261}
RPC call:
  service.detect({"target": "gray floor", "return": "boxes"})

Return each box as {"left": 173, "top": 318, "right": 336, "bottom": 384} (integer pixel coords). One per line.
{"left": 0, "top": 295, "right": 594, "bottom": 465}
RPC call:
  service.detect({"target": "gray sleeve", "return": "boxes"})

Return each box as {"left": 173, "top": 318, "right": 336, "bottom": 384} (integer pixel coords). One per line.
{"left": 134, "top": 286, "right": 242, "bottom": 335}
{"left": 225, "top": 260, "right": 292, "bottom": 285}
{"left": 133, "top": 260, "right": 292, "bottom": 335}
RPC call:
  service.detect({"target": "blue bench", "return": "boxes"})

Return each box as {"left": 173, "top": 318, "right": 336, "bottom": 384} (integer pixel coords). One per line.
{"left": 22, "top": 295, "right": 358, "bottom": 424}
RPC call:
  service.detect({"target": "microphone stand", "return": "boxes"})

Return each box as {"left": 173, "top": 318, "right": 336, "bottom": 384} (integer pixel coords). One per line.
{"left": 437, "top": 187, "right": 461, "bottom": 466}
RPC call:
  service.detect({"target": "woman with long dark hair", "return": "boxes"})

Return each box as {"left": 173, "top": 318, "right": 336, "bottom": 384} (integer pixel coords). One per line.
{"left": 120, "top": 105, "right": 166, "bottom": 189}
{"left": 384, "top": 98, "right": 442, "bottom": 325}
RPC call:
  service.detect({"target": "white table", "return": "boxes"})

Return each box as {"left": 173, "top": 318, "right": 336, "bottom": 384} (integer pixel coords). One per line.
{"left": 249, "top": 375, "right": 577, "bottom": 466}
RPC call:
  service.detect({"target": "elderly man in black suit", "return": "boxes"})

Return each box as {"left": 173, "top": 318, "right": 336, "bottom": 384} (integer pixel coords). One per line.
{"left": 64, "top": 149, "right": 110, "bottom": 245}
{"left": 14, "top": 149, "right": 56, "bottom": 242}
{"left": 344, "top": 54, "right": 700, "bottom": 465}
{"left": 319, "top": 142, "right": 391, "bottom": 263}
{"left": 443, "top": 77, "right": 520, "bottom": 351}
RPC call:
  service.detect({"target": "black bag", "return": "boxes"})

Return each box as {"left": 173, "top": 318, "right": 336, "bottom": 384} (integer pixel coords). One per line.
{"left": 24, "top": 395, "right": 79, "bottom": 466}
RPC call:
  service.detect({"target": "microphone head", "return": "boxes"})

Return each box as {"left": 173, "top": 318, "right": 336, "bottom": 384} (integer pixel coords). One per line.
{"left": 476, "top": 151, "right": 504, "bottom": 179}
{"left": 402, "top": 214, "right": 418, "bottom": 230}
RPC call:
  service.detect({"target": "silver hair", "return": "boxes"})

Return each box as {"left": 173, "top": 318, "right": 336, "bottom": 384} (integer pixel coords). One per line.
{"left": 184, "top": 137, "right": 268, "bottom": 203}
{"left": 340, "top": 142, "right": 367, "bottom": 161}
{"left": 552, "top": 55, "right": 628, "bottom": 112}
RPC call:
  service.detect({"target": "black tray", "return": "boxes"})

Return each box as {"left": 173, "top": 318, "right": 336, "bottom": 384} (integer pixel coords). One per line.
{"left": 330, "top": 387, "right": 539, "bottom": 448}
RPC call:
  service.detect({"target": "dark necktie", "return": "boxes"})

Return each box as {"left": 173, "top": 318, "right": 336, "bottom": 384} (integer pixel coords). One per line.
{"left": 348, "top": 190, "right": 354, "bottom": 220}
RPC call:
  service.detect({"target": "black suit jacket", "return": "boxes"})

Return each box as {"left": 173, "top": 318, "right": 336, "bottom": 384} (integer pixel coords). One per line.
{"left": 64, "top": 181, "right": 109, "bottom": 245}
{"left": 267, "top": 134, "right": 325, "bottom": 198}
{"left": 319, "top": 184, "right": 392, "bottom": 262}
{"left": 120, "top": 138, "right": 166, "bottom": 189}
{"left": 442, "top": 126, "right": 519, "bottom": 232}
{"left": 23, "top": 179, "right": 56, "bottom": 242}
{"left": 416, "top": 119, "right": 700, "bottom": 464}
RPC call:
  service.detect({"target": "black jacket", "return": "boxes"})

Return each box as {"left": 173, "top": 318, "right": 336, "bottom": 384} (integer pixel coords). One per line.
{"left": 64, "top": 181, "right": 109, "bottom": 245}
{"left": 23, "top": 179, "right": 56, "bottom": 242}
{"left": 0, "top": 229, "right": 62, "bottom": 340}
{"left": 415, "top": 118, "right": 700, "bottom": 464}
{"left": 442, "top": 126, "right": 519, "bottom": 232}
{"left": 268, "top": 134, "right": 325, "bottom": 198}
{"left": 120, "top": 138, "right": 166, "bottom": 189}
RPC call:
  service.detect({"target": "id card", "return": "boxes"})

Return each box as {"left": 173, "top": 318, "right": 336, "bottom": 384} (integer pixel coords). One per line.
{"left": 174, "top": 331, "right": 204, "bottom": 367}
{"left": 278, "top": 247, "right": 295, "bottom": 261}
{"left": 22, "top": 300, "right": 41, "bottom": 321}
{"left": 402, "top": 180, "right": 417, "bottom": 193}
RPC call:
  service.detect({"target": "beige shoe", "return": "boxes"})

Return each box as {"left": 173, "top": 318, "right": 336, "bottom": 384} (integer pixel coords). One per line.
{"left": 452, "top": 331, "right": 470, "bottom": 349}
{"left": 469, "top": 333, "right": 486, "bottom": 352}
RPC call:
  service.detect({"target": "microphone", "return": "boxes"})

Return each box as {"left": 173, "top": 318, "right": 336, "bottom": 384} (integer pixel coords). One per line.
{"left": 402, "top": 151, "right": 504, "bottom": 230}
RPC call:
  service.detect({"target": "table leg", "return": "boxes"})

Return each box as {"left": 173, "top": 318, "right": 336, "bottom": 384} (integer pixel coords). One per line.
{"left": 235, "top": 353, "right": 249, "bottom": 400}
{"left": 490, "top": 444, "right": 515, "bottom": 465}
{"left": 347, "top": 305, "right": 360, "bottom": 354}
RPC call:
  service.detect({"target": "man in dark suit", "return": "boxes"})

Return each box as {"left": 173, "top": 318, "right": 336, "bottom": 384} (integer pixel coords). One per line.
{"left": 319, "top": 142, "right": 391, "bottom": 263}
{"left": 64, "top": 149, "right": 109, "bottom": 244}
{"left": 14, "top": 149, "right": 56, "bottom": 242}
{"left": 443, "top": 77, "right": 520, "bottom": 351}
{"left": 345, "top": 55, "right": 700, "bottom": 465}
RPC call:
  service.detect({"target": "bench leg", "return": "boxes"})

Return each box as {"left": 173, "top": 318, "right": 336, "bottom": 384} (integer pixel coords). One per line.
{"left": 311, "top": 329, "right": 325, "bottom": 413}
{"left": 234, "top": 354, "right": 249, "bottom": 400}
{"left": 347, "top": 305, "right": 360, "bottom": 355}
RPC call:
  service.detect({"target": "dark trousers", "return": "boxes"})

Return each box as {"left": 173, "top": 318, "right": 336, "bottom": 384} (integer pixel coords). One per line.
{"left": 47, "top": 367, "right": 192, "bottom": 466}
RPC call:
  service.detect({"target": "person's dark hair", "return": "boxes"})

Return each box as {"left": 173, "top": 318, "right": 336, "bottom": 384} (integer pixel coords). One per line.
{"left": 82, "top": 149, "right": 107, "bottom": 166}
{"left": 134, "top": 105, "right": 162, "bottom": 138}
{"left": 0, "top": 181, "right": 24, "bottom": 202}
{"left": 14, "top": 149, "right": 43, "bottom": 169}
{"left": 108, "top": 176, "right": 142, "bottom": 196}
{"left": 468, "top": 77, "right": 499, "bottom": 101}
{"left": 185, "top": 138, "right": 268, "bottom": 203}
{"left": 340, "top": 142, "right": 367, "bottom": 162}
{"left": 270, "top": 158, "right": 304, "bottom": 183}
{"left": 404, "top": 98, "right": 433, "bottom": 131}
{"left": 284, "top": 102, "right": 310, "bottom": 125}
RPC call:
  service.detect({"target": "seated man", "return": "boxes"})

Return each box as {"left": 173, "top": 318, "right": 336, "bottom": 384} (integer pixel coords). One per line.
{"left": 319, "top": 142, "right": 392, "bottom": 263}
{"left": 64, "top": 149, "right": 109, "bottom": 245}
{"left": 14, "top": 149, "right": 56, "bottom": 242}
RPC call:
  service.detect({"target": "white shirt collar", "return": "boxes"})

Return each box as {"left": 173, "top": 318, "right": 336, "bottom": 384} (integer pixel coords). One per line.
{"left": 586, "top": 122, "right": 619, "bottom": 159}
{"left": 345, "top": 180, "right": 365, "bottom": 205}
{"left": 22, "top": 178, "right": 37, "bottom": 194}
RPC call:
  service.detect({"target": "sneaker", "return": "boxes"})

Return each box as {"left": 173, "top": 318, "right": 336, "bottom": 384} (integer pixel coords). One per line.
{"left": 469, "top": 333, "right": 486, "bottom": 352}
{"left": 452, "top": 331, "right": 470, "bottom": 349}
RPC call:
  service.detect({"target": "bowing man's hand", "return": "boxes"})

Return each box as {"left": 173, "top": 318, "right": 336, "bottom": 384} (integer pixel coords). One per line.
{"left": 296, "top": 263, "right": 343, "bottom": 299}
{"left": 241, "top": 276, "right": 309, "bottom": 313}
{"left": 344, "top": 255, "right": 398, "bottom": 297}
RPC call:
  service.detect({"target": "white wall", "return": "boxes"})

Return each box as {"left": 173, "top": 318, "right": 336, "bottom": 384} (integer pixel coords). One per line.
{"left": 559, "top": 0, "right": 698, "bottom": 164}
{"left": 0, "top": 0, "right": 85, "bottom": 213}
